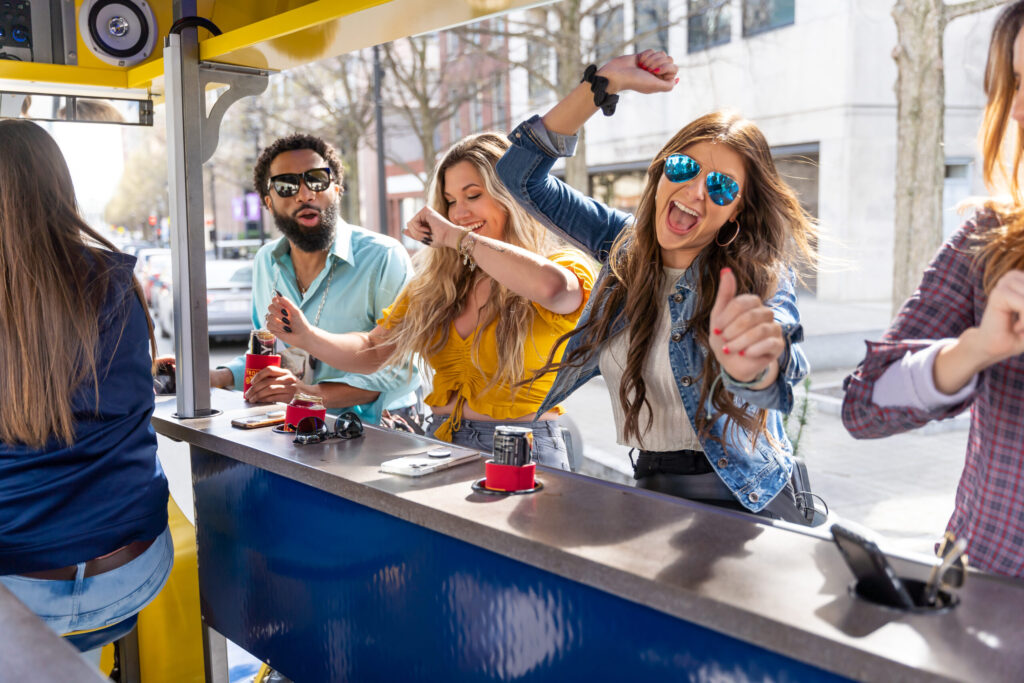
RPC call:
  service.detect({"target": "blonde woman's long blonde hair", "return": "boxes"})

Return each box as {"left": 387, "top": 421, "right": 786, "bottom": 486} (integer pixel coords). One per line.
{"left": 382, "top": 132, "right": 557, "bottom": 390}
{"left": 977, "top": 1, "right": 1024, "bottom": 293}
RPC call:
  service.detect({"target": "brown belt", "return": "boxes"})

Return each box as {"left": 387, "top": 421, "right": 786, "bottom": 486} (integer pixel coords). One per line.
{"left": 17, "top": 537, "right": 157, "bottom": 581}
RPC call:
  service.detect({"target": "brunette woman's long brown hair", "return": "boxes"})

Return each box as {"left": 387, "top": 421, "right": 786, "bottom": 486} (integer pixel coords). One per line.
{"left": 976, "top": 1, "right": 1024, "bottom": 293}
{"left": 0, "top": 120, "right": 156, "bottom": 448}
{"left": 539, "top": 111, "right": 816, "bottom": 447}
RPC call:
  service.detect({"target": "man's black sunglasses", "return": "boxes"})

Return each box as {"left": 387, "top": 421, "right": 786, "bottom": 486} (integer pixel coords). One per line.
{"left": 293, "top": 411, "right": 364, "bottom": 445}
{"left": 269, "top": 167, "right": 332, "bottom": 198}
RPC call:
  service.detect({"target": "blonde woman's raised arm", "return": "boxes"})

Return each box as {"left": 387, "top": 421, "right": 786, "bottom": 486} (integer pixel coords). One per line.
{"left": 266, "top": 294, "right": 395, "bottom": 373}
{"left": 405, "top": 206, "right": 583, "bottom": 315}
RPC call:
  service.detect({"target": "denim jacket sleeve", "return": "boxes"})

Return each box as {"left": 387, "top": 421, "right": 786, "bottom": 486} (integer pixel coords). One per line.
{"left": 721, "top": 267, "right": 807, "bottom": 413}
{"left": 498, "top": 116, "right": 633, "bottom": 263}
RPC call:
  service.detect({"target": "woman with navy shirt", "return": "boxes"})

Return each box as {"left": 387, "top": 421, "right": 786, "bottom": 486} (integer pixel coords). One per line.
{"left": 0, "top": 121, "right": 173, "bottom": 650}
{"left": 497, "top": 51, "right": 818, "bottom": 523}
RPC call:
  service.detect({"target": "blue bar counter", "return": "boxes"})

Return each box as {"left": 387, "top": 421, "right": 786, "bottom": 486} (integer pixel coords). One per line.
{"left": 152, "top": 391, "right": 1023, "bottom": 682}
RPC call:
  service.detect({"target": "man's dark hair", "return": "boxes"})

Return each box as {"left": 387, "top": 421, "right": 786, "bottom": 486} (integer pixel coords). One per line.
{"left": 253, "top": 133, "right": 345, "bottom": 199}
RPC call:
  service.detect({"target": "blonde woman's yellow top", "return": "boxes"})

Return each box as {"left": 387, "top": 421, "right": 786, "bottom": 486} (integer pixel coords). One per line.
{"left": 378, "top": 250, "right": 595, "bottom": 441}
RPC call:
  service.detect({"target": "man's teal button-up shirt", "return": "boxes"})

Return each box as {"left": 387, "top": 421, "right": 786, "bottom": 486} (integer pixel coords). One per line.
{"left": 222, "top": 220, "right": 419, "bottom": 423}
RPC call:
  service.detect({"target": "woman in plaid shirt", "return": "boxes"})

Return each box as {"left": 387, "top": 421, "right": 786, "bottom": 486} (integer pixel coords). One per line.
{"left": 843, "top": 1, "right": 1024, "bottom": 578}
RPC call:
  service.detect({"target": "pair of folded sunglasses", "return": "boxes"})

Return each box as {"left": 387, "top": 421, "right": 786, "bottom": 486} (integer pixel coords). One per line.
{"left": 293, "top": 411, "right": 364, "bottom": 445}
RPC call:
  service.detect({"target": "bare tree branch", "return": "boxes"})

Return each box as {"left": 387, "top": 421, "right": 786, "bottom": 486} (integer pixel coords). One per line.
{"left": 944, "top": 0, "right": 1004, "bottom": 23}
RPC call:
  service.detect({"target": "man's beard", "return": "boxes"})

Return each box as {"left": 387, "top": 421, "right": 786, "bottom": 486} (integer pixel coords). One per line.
{"left": 273, "top": 202, "right": 338, "bottom": 253}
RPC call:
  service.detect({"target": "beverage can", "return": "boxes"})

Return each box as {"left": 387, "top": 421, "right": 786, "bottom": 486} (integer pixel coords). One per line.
{"left": 250, "top": 329, "right": 276, "bottom": 355}
{"left": 492, "top": 426, "right": 533, "bottom": 466}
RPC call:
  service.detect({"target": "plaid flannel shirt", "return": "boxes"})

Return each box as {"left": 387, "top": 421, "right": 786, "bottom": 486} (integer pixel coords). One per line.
{"left": 842, "top": 210, "right": 1024, "bottom": 577}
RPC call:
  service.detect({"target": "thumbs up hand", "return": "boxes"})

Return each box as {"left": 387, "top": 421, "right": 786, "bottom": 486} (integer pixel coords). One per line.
{"left": 709, "top": 267, "right": 782, "bottom": 387}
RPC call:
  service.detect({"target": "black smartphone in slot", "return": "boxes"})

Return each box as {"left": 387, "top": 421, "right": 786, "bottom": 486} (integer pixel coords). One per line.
{"left": 831, "top": 524, "right": 915, "bottom": 609}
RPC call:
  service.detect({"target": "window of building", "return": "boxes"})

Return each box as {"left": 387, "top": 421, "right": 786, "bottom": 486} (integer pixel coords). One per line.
{"left": 470, "top": 91, "right": 484, "bottom": 133}
{"left": 444, "top": 30, "right": 460, "bottom": 56}
{"left": 527, "top": 39, "right": 551, "bottom": 101}
{"left": 688, "top": 0, "right": 732, "bottom": 53}
{"left": 943, "top": 160, "right": 973, "bottom": 240}
{"left": 742, "top": 0, "right": 794, "bottom": 37}
{"left": 772, "top": 144, "right": 819, "bottom": 293}
{"left": 635, "top": 0, "right": 670, "bottom": 54}
{"left": 594, "top": 5, "right": 624, "bottom": 65}
{"left": 448, "top": 89, "right": 462, "bottom": 144}
{"left": 492, "top": 71, "right": 507, "bottom": 129}
{"left": 590, "top": 169, "right": 647, "bottom": 215}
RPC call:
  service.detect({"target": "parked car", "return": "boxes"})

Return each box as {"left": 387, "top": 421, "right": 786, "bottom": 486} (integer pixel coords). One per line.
{"left": 142, "top": 253, "right": 173, "bottom": 307}
{"left": 133, "top": 248, "right": 171, "bottom": 305}
{"left": 156, "top": 259, "right": 253, "bottom": 340}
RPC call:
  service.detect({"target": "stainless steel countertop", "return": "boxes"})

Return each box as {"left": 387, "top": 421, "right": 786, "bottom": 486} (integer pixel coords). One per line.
{"left": 154, "top": 390, "right": 1024, "bottom": 682}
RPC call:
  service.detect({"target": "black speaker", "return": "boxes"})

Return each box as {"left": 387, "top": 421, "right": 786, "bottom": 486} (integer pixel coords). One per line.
{"left": 78, "top": 0, "right": 156, "bottom": 67}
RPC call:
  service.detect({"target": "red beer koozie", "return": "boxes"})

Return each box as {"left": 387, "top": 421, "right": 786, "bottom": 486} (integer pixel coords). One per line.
{"left": 243, "top": 353, "right": 281, "bottom": 394}
{"left": 484, "top": 461, "right": 536, "bottom": 492}
{"left": 284, "top": 404, "right": 327, "bottom": 431}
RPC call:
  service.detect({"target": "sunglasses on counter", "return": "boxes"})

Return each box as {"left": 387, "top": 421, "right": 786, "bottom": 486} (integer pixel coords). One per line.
{"left": 293, "top": 411, "right": 364, "bottom": 446}
{"left": 664, "top": 154, "right": 741, "bottom": 207}
{"left": 269, "top": 167, "right": 332, "bottom": 198}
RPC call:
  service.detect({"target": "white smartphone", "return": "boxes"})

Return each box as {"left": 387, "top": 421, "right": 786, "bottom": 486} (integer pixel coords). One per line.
{"left": 380, "top": 448, "right": 480, "bottom": 477}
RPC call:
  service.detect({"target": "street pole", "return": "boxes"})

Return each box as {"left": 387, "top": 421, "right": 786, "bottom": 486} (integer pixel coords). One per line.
{"left": 207, "top": 164, "right": 218, "bottom": 258}
{"left": 373, "top": 45, "right": 388, "bottom": 234}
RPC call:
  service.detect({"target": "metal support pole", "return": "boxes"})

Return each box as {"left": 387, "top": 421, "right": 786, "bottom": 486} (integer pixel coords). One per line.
{"left": 165, "top": 28, "right": 216, "bottom": 419}
{"left": 201, "top": 623, "right": 230, "bottom": 683}
{"left": 373, "top": 45, "right": 388, "bottom": 234}
{"left": 115, "top": 628, "right": 142, "bottom": 683}
{"left": 164, "top": 11, "right": 267, "bottom": 418}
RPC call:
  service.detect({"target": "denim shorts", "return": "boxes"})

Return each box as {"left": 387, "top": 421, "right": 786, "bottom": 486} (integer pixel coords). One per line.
{"left": 0, "top": 525, "right": 174, "bottom": 635}
{"left": 429, "top": 416, "right": 570, "bottom": 470}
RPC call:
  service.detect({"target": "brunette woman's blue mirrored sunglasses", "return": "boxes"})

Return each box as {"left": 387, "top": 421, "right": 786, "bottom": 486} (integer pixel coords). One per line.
{"left": 269, "top": 167, "right": 332, "bottom": 197}
{"left": 664, "top": 154, "right": 740, "bottom": 206}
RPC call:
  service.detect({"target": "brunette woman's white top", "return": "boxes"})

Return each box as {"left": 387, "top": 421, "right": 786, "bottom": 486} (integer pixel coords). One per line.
{"left": 598, "top": 267, "right": 703, "bottom": 452}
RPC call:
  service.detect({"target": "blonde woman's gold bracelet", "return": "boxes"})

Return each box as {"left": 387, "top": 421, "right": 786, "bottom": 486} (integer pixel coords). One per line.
{"left": 457, "top": 230, "right": 477, "bottom": 271}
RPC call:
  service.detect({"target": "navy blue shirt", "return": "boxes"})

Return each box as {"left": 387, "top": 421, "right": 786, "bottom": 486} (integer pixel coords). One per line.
{"left": 0, "top": 251, "right": 168, "bottom": 574}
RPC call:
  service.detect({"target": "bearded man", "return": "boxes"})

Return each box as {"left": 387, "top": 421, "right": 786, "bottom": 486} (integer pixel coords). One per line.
{"left": 210, "top": 134, "right": 419, "bottom": 424}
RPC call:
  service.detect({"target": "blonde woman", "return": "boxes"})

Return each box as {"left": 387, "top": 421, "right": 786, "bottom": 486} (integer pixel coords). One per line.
{"left": 843, "top": 1, "right": 1024, "bottom": 577}
{"left": 497, "top": 52, "right": 819, "bottom": 523}
{"left": 267, "top": 133, "right": 595, "bottom": 469}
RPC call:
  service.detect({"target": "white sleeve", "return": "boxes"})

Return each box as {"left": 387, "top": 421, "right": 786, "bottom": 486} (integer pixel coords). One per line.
{"left": 871, "top": 339, "right": 977, "bottom": 410}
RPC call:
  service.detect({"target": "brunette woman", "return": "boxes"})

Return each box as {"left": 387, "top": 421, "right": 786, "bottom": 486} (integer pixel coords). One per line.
{"left": 843, "top": 1, "right": 1024, "bottom": 577}
{"left": 0, "top": 121, "right": 173, "bottom": 648}
{"left": 267, "top": 132, "right": 595, "bottom": 469}
{"left": 497, "top": 51, "right": 818, "bottom": 523}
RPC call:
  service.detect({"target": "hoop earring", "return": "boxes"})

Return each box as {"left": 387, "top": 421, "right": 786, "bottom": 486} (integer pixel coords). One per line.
{"left": 715, "top": 219, "right": 740, "bottom": 247}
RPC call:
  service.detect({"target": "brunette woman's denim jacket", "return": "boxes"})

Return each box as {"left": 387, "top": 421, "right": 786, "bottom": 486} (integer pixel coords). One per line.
{"left": 496, "top": 116, "right": 808, "bottom": 513}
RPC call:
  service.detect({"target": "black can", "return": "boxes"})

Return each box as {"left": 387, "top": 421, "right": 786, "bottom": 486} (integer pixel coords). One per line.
{"left": 493, "top": 426, "right": 533, "bottom": 466}
{"left": 250, "top": 329, "right": 276, "bottom": 355}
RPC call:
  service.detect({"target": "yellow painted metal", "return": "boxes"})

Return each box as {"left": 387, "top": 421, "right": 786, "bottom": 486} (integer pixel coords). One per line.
{"left": 198, "top": 0, "right": 544, "bottom": 73}
{"left": 1, "top": 0, "right": 544, "bottom": 93}
{"left": 0, "top": 61, "right": 128, "bottom": 89}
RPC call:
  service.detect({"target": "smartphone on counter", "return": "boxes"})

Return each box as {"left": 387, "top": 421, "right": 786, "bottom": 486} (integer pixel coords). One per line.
{"left": 380, "top": 448, "right": 480, "bottom": 477}
{"left": 231, "top": 410, "right": 286, "bottom": 429}
{"left": 831, "top": 524, "right": 915, "bottom": 609}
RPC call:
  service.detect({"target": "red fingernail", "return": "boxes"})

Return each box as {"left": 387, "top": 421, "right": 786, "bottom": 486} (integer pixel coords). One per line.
{"left": 674, "top": 77, "right": 680, "bottom": 84}
{"left": 721, "top": 267, "right": 732, "bottom": 275}
{"left": 713, "top": 328, "right": 722, "bottom": 335}
{"left": 653, "top": 68, "right": 660, "bottom": 74}
{"left": 723, "top": 347, "right": 730, "bottom": 355}
{"left": 738, "top": 350, "right": 746, "bottom": 357}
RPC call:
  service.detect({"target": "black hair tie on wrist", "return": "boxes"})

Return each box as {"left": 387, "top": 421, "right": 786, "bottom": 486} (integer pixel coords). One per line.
{"left": 581, "top": 64, "right": 619, "bottom": 117}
